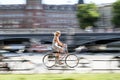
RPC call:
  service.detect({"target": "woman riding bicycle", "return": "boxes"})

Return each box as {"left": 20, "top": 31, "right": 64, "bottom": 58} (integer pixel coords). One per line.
{"left": 43, "top": 31, "right": 78, "bottom": 67}
{"left": 52, "top": 31, "right": 67, "bottom": 64}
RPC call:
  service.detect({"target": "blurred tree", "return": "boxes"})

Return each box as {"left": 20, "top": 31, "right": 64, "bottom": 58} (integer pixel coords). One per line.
{"left": 112, "top": 0, "right": 120, "bottom": 28}
{"left": 77, "top": 3, "right": 100, "bottom": 29}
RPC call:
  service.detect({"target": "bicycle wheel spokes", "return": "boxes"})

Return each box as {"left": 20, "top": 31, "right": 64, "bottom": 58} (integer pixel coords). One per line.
{"left": 65, "top": 54, "right": 79, "bottom": 68}
{"left": 43, "top": 54, "right": 56, "bottom": 68}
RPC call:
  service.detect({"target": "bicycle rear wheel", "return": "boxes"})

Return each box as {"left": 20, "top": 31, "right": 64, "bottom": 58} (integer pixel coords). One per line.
{"left": 65, "top": 54, "right": 79, "bottom": 68}
{"left": 42, "top": 53, "right": 56, "bottom": 68}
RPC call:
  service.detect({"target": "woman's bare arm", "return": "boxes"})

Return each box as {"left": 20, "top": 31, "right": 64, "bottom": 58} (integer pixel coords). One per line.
{"left": 56, "top": 37, "right": 64, "bottom": 47}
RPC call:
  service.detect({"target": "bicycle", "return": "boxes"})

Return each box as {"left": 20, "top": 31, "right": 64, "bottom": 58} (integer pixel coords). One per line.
{"left": 43, "top": 46, "right": 79, "bottom": 68}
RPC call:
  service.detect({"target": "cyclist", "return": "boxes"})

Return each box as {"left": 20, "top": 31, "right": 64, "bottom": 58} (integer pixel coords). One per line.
{"left": 52, "top": 31, "right": 67, "bottom": 64}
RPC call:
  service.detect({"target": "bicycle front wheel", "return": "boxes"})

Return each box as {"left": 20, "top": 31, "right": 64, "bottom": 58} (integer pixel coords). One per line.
{"left": 65, "top": 54, "right": 79, "bottom": 68}
{"left": 42, "top": 53, "right": 56, "bottom": 68}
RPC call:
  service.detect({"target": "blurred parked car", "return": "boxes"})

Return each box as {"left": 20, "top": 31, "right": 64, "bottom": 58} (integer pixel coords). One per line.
{"left": 0, "top": 44, "right": 25, "bottom": 53}
{"left": 27, "top": 44, "right": 52, "bottom": 53}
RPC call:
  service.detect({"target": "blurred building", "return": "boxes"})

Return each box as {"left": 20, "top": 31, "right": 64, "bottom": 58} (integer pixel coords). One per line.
{"left": 96, "top": 3, "right": 113, "bottom": 28}
{"left": 0, "top": 0, "right": 84, "bottom": 29}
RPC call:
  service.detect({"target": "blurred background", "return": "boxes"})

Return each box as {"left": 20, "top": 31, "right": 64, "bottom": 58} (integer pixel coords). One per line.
{"left": 0, "top": 0, "right": 119, "bottom": 73}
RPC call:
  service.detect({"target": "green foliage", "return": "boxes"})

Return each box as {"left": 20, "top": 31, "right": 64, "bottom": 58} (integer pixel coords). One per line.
{"left": 59, "top": 78, "right": 74, "bottom": 80}
{"left": 0, "top": 74, "right": 120, "bottom": 80}
{"left": 77, "top": 3, "right": 100, "bottom": 29}
{"left": 112, "top": 0, "right": 120, "bottom": 27}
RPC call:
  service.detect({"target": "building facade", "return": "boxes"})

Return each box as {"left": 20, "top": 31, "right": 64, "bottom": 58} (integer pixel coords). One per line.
{"left": 0, "top": 0, "right": 83, "bottom": 29}
{"left": 96, "top": 4, "right": 113, "bottom": 28}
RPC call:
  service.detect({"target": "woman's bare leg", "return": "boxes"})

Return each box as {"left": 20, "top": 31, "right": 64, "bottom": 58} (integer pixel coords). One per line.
{"left": 56, "top": 52, "right": 63, "bottom": 65}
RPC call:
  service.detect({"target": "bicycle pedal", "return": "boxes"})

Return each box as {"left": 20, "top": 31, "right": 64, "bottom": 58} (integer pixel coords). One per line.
{"left": 54, "top": 64, "right": 60, "bottom": 67}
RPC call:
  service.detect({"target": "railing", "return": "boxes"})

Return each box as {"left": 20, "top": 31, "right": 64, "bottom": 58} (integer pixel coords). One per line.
{"left": 0, "top": 28, "right": 119, "bottom": 34}
{"left": 0, "top": 28, "right": 68, "bottom": 34}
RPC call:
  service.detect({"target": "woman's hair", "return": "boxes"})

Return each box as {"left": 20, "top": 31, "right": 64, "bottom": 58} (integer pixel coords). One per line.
{"left": 54, "top": 31, "right": 61, "bottom": 36}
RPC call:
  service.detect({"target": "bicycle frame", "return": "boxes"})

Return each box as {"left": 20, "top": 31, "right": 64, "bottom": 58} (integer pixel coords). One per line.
{"left": 43, "top": 44, "right": 79, "bottom": 68}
